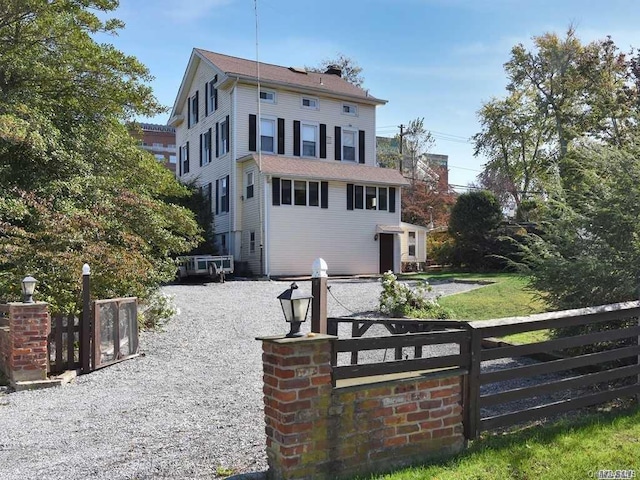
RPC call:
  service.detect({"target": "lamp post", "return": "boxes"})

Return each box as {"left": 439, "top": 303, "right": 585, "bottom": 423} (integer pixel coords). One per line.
{"left": 21, "top": 276, "right": 37, "bottom": 303}
{"left": 277, "top": 282, "right": 313, "bottom": 338}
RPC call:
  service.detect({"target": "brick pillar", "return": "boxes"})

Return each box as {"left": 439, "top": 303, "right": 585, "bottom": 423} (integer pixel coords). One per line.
{"left": 8, "top": 302, "right": 50, "bottom": 383}
{"left": 259, "top": 334, "right": 335, "bottom": 480}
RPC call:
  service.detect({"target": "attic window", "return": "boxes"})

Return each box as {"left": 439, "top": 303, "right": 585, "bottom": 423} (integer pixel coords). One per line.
{"left": 289, "top": 66, "right": 307, "bottom": 74}
{"left": 260, "top": 89, "right": 276, "bottom": 103}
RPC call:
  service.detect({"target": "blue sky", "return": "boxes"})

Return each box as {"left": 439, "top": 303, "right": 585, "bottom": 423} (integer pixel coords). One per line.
{"left": 101, "top": 0, "right": 640, "bottom": 188}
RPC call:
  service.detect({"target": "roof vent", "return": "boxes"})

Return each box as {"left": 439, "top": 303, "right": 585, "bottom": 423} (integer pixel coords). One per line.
{"left": 289, "top": 66, "right": 307, "bottom": 74}
{"left": 324, "top": 65, "right": 342, "bottom": 77}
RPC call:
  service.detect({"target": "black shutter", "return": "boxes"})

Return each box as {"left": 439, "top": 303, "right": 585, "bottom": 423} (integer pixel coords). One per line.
{"left": 215, "top": 122, "right": 219, "bottom": 157}
{"left": 249, "top": 114, "right": 257, "bottom": 152}
{"left": 225, "top": 175, "right": 230, "bottom": 212}
{"left": 359, "top": 130, "right": 365, "bottom": 164}
{"left": 320, "top": 124, "right": 327, "bottom": 158}
{"left": 346, "top": 183, "right": 354, "bottom": 210}
{"left": 334, "top": 126, "right": 342, "bottom": 160}
{"left": 293, "top": 121, "right": 300, "bottom": 156}
{"left": 321, "top": 181, "right": 328, "bottom": 209}
{"left": 187, "top": 97, "right": 191, "bottom": 129}
{"left": 226, "top": 115, "right": 230, "bottom": 154}
{"left": 207, "top": 182, "right": 213, "bottom": 215}
{"left": 389, "top": 187, "right": 396, "bottom": 213}
{"left": 214, "top": 75, "right": 218, "bottom": 111}
{"left": 208, "top": 128, "right": 212, "bottom": 163}
{"left": 215, "top": 179, "right": 219, "bottom": 214}
{"left": 272, "top": 177, "right": 281, "bottom": 206}
{"left": 199, "top": 134, "right": 203, "bottom": 166}
{"left": 277, "top": 118, "right": 285, "bottom": 154}
{"left": 194, "top": 91, "right": 199, "bottom": 123}
{"left": 205, "top": 82, "right": 209, "bottom": 116}
{"left": 178, "top": 145, "right": 182, "bottom": 176}
{"left": 185, "top": 141, "right": 190, "bottom": 173}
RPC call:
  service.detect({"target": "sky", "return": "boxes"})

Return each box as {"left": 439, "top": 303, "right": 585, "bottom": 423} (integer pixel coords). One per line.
{"left": 99, "top": 0, "right": 640, "bottom": 189}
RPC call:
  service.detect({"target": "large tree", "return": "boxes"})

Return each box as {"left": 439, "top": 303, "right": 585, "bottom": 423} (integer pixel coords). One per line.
{"left": 0, "top": 0, "right": 200, "bottom": 312}
{"left": 307, "top": 53, "right": 364, "bottom": 87}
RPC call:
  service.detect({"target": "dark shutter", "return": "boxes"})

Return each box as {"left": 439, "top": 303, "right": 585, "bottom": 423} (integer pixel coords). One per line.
{"left": 178, "top": 146, "right": 182, "bottom": 176}
{"left": 194, "top": 91, "right": 199, "bottom": 123}
{"left": 334, "top": 126, "right": 342, "bottom": 160}
{"left": 346, "top": 183, "right": 354, "bottom": 210}
{"left": 389, "top": 187, "right": 396, "bottom": 213}
{"left": 185, "top": 141, "right": 190, "bottom": 173}
{"left": 214, "top": 75, "right": 218, "bottom": 111}
{"left": 359, "top": 130, "right": 365, "bottom": 164}
{"left": 187, "top": 97, "right": 191, "bottom": 129}
{"left": 207, "top": 182, "right": 213, "bottom": 215}
{"left": 293, "top": 121, "right": 300, "bottom": 156}
{"left": 215, "top": 122, "right": 219, "bottom": 157}
{"left": 321, "top": 181, "right": 328, "bottom": 209}
{"left": 215, "top": 179, "right": 219, "bottom": 214}
{"left": 277, "top": 118, "right": 285, "bottom": 154}
{"left": 320, "top": 124, "right": 327, "bottom": 158}
{"left": 249, "top": 114, "right": 257, "bottom": 152}
{"left": 226, "top": 115, "right": 230, "bottom": 154}
{"left": 225, "top": 175, "right": 230, "bottom": 212}
{"left": 272, "top": 177, "right": 281, "bottom": 206}
{"left": 199, "top": 134, "right": 203, "bottom": 166}
{"left": 205, "top": 82, "right": 209, "bottom": 116}
{"left": 208, "top": 128, "right": 212, "bottom": 163}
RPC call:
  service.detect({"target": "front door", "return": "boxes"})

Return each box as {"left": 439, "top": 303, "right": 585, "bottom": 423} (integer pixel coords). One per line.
{"left": 379, "top": 233, "right": 394, "bottom": 274}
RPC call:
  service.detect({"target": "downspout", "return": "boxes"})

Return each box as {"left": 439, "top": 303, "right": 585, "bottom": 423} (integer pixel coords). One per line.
{"left": 231, "top": 76, "right": 239, "bottom": 255}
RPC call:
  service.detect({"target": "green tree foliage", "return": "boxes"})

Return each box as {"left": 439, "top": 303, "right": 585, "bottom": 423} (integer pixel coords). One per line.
{"left": 0, "top": 1, "right": 200, "bottom": 312}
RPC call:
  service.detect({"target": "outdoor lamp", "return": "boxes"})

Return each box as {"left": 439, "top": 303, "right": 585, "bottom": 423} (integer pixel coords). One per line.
{"left": 21, "top": 276, "right": 37, "bottom": 303}
{"left": 277, "top": 282, "right": 313, "bottom": 338}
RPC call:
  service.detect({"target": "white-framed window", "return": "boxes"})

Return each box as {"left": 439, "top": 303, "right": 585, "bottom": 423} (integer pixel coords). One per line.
{"left": 152, "top": 142, "right": 163, "bottom": 148}
{"left": 220, "top": 119, "right": 229, "bottom": 155}
{"left": 207, "top": 78, "right": 216, "bottom": 114}
{"left": 378, "top": 187, "right": 388, "bottom": 211}
{"left": 260, "top": 89, "right": 276, "bottom": 103}
{"left": 169, "top": 155, "right": 177, "bottom": 164}
{"left": 189, "top": 94, "right": 198, "bottom": 126}
{"left": 246, "top": 171, "right": 254, "bottom": 199}
{"left": 275, "top": 179, "right": 326, "bottom": 208}
{"left": 366, "top": 186, "right": 377, "bottom": 210}
{"left": 154, "top": 154, "right": 165, "bottom": 161}
{"left": 348, "top": 184, "right": 390, "bottom": 211}
{"left": 249, "top": 231, "right": 256, "bottom": 253}
{"left": 301, "top": 96, "right": 319, "bottom": 110}
{"left": 342, "top": 128, "right": 357, "bottom": 162}
{"left": 260, "top": 118, "right": 276, "bottom": 153}
{"left": 342, "top": 103, "right": 358, "bottom": 116}
{"left": 301, "top": 123, "right": 318, "bottom": 157}
{"left": 220, "top": 176, "right": 229, "bottom": 213}
{"left": 294, "top": 180, "right": 307, "bottom": 206}
{"left": 408, "top": 231, "right": 416, "bottom": 257}
{"left": 202, "top": 129, "right": 211, "bottom": 166}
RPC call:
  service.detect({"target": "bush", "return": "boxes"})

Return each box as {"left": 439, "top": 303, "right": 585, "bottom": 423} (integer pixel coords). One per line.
{"left": 138, "top": 291, "right": 177, "bottom": 331}
{"left": 379, "top": 271, "right": 452, "bottom": 319}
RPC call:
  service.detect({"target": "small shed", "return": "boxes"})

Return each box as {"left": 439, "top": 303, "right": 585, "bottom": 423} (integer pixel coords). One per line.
{"left": 399, "top": 222, "right": 430, "bottom": 271}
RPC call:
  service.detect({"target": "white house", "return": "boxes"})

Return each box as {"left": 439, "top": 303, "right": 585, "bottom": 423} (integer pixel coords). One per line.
{"left": 399, "top": 222, "right": 430, "bottom": 270}
{"left": 169, "top": 49, "right": 409, "bottom": 276}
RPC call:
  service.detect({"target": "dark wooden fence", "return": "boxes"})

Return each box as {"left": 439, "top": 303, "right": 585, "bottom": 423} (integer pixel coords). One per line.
{"left": 329, "top": 301, "right": 640, "bottom": 439}
{"left": 48, "top": 314, "right": 80, "bottom": 374}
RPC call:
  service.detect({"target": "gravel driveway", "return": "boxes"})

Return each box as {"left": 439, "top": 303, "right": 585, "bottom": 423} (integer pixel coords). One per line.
{"left": 0, "top": 278, "right": 483, "bottom": 480}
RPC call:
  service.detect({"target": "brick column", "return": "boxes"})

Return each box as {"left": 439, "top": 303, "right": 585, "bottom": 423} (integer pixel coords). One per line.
{"left": 8, "top": 302, "right": 50, "bottom": 383}
{"left": 259, "top": 334, "right": 335, "bottom": 480}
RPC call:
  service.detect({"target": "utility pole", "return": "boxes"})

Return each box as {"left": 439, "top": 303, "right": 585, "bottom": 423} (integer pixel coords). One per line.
{"left": 398, "top": 124, "right": 405, "bottom": 173}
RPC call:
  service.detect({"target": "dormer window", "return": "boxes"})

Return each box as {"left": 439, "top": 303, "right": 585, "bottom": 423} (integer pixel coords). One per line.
{"left": 342, "top": 103, "right": 357, "bottom": 116}
{"left": 301, "top": 97, "right": 319, "bottom": 110}
{"left": 260, "top": 89, "right": 276, "bottom": 103}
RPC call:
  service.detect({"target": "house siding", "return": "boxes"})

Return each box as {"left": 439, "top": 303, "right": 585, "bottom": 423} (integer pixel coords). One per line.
{"left": 239, "top": 160, "right": 263, "bottom": 276}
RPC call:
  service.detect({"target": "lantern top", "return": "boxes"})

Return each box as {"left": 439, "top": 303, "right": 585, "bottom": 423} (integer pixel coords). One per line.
{"left": 277, "top": 282, "right": 313, "bottom": 301}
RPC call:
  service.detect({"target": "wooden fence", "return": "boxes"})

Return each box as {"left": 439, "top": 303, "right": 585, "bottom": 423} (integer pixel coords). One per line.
{"left": 48, "top": 314, "right": 80, "bottom": 374}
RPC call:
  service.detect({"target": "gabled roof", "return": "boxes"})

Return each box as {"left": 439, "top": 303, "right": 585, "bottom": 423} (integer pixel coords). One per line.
{"left": 169, "top": 49, "right": 386, "bottom": 124}
{"left": 241, "top": 154, "right": 409, "bottom": 186}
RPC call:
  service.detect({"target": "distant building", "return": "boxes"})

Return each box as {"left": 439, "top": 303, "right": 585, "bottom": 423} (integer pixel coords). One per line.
{"left": 425, "top": 153, "right": 449, "bottom": 187}
{"left": 375, "top": 136, "right": 449, "bottom": 187}
{"left": 134, "top": 123, "right": 177, "bottom": 174}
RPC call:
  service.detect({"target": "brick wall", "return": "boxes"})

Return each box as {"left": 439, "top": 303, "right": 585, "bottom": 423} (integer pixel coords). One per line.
{"left": 260, "top": 335, "right": 464, "bottom": 480}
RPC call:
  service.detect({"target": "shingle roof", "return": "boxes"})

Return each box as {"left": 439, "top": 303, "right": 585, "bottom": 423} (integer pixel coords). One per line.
{"left": 245, "top": 154, "right": 409, "bottom": 186}
{"left": 196, "top": 49, "right": 386, "bottom": 104}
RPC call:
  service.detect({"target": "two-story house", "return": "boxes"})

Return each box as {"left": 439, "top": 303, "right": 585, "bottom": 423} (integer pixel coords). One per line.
{"left": 169, "top": 49, "right": 408, "bottom": 277}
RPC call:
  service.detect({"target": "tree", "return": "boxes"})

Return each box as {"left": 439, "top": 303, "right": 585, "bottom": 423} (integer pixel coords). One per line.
{"left": 401, "top": 118, "right": 435, "bottom": 184}
{"left": 0, "top": 1, "right": 200, "bottom": 313}
{"left": 307, "top": 53, "right": 364, "bottom": 87}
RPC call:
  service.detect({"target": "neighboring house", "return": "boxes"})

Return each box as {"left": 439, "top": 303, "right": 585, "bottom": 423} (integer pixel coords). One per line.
{"left": 168, "top": 49, "right": 409, "bottom": 276}
{"left": 133, "top": 123, "right": 178, "bottom": 174}
{"left": 399, "top": 222, "right": 430, "bottom": 271}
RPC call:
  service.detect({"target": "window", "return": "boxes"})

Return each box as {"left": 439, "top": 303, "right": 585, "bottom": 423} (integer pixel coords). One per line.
{"left": 152, "top": 142, "right": 163, "bottom": 148}
{"left": 281, "top": 179, "right": 292, "bottom": 205}
{"left": 342, "top": 104, "right": 358, "bottom": 116}
{"left": 180, "top": 144, "right": 189, "bottom": 174}
{"left": 302, "top": 123, "right": 317, "bottom": 157}
{"left": 342, "top": 129, "right": 357, "bottom": 161}
{"left": 294, "top": 181, "right": 307, "bottom": 206}
{"left": 347, "top": 184, "right": 390, "bottom": 211}
{"left": 220, "top": 176, "right": 228, "bottom": 213}
{"left": 309, "top": 182, "right": 319, "bottom": 207}
{"left": 202, "top": 129, "right": 211, "bottom": 166}
{"left": 378, "top": 187, "right": 388, "bottom": 211}
{"left": 408, "top": 232, "right": 416, "bottom": 257}
{"left": 301, "top": 97, "right": 319, "bottom": 109}
{"left": 260, "top": 89, "right": 276, "bottom": 103}
{"left": 168, "top": 144, "right": 176, "bottom": 149}
{"left": 261, "top": 118, "right": 275, "bottom": 153}
{"left": 366, "top": 186, "right": 377, "bottom": 210}
{"left": 354, "top": 185, "right": 364, "bottom": 209}
{"left": 169, "top": 155, "right": 177, "bottom": 164}
{"left": 246, "top": 171, "right": 254, "bottom": 199}
{"left": 219, "top": 234, "right": 227, "bottom": 254}
{"left": 189, "top": 93, "right": 199, "bottom": 127}
{"left": 206, "top": 78, "right": 217, "bottom": 115}
{"left": 250, "top": 231, "right": 256, "bottom": 253}
{"left": 220, "top": 119, "right": 229, "bottom": 155}
{"left": 154, "top": 154, "right": 165, "bottom": 161}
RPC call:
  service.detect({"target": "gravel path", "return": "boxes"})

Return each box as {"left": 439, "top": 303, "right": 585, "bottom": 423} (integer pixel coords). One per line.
{"left": 0, "top": 278, "right": 497, "bottom": 479}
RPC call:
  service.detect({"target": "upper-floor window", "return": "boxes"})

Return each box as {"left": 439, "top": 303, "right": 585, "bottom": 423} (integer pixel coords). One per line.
{"left": 301, "top": 97, "right": 319, "bottom": 110}
{"left": 169, "top": 155, "right": 177, "bottom": 164}
{"left": 246, "top": 171, "right": 254, "bottom": 199}
{"left": 408, "top": 231, "right": 416, "bottom": 257}
{"left": 220, "top": 176, "right": 229, "bottom": 213}
{"left": 342, "top": 129, "right": 357, "bottom": 162}
{"left": 201, "top": 129, "right": 212, "bottom": 166}
{"left": 261, "top": 118, "right": 275, "bottom": 153}
{"left": 342, "top": 103, "right": 358, "bottom": 116}
{"left": 260, "top": 89, "right": 276, "bottom": 103}
{"left": 302, "top": 123, "right": 317, "bottom": 157}
{"left": 206, "top": 76, "right": 217, "bottom": 115}
{"left": 188, "top": 92, "right": 199, "bottom": 128}
{"left": 220, "top": 119, "right": 229, "bottom": 155}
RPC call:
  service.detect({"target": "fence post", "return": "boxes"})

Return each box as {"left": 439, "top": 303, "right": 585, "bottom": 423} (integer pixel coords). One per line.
{"left": 80, "top": 264, "right": 91, "bottom": 374}
{"left": 464, "top": 324, "right": 482, "bottom": 440}
{"left": 311, "top": 258, "right": 328, "bottom": 334}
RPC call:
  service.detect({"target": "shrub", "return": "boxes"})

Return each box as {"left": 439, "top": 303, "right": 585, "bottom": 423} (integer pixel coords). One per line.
{"left": 138, "top": 291, "right": 177, "bottom": 331}
{"left": 379, "top": 271, "right": 452, "bottom": 319}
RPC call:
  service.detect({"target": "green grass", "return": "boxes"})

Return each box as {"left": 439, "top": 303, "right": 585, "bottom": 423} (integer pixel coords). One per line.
{"left": 364, "top": 405, "right": 640, "bottom": 480}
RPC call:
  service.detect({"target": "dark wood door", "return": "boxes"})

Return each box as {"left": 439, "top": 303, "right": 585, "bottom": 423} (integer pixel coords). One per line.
{"left": 379, "top": 233, "right": 394, "bottom": 273}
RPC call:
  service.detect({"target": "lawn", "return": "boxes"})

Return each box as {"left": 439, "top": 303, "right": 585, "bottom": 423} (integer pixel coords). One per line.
{"left": 401, "top": 272, "right": 550, "bottom": 344}
{"left": 364, "top": 405, "right": 640, "bottom": 480}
